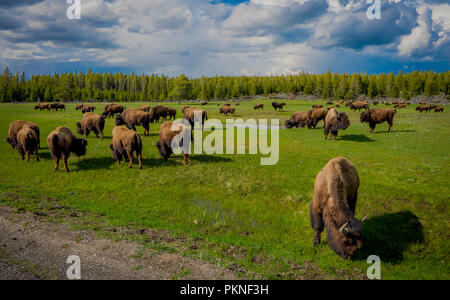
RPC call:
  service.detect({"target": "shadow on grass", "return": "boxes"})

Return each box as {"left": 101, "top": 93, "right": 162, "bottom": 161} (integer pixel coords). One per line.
{"left": 356, "top": 211, "right": 424, "bottom": 264}
{"left": 74, "top": 157, "right": 115, "bottom": 170}
{"left": 339, "top": 134, "right": 375, "bottom": 142}
{"left": 372, "top": 130, "right": 417, "bottom": 134}
{"left": 190, "top": 155, "right": 234, "bottom": 163}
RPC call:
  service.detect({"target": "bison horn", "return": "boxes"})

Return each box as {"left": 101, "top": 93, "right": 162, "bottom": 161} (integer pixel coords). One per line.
{"left": 361, "top": 215, "right": 369, "bottom": 223}
{"left": 339, "top": 222, "right": 349, "bottom": 234}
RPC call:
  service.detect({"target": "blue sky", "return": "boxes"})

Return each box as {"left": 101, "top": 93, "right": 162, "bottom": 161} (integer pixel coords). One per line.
{"left": 0, "top": 0, "right": 448, "bottom": 77}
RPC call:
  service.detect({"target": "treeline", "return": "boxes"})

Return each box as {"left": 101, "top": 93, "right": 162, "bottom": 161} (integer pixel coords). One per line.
{"left": 0, "top": 66, "right": 448, "bottom": 103}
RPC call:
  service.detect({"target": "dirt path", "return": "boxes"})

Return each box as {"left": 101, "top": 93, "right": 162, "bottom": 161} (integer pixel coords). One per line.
{"left": 0, "top": 206, "right": 237, "bottom": 280}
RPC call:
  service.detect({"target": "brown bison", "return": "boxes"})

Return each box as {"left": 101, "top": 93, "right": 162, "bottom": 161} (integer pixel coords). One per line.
{"left": 350, "top": 101, "right": 369, "bottom": 111}
{"left": 201, "top": 101, "right": 208, "bottom": 106}
{"left": 183, "top": 108, "right": 208, "bottom": 130}
{"left": 15, "top": 125, "right": 40, "bottom": 161}
{"left": 345, "top": 100, "right": 353, "bottom": 107}
{"left": 416, "top": 105, "right": 430, "bottom": 113}
{"left": 115, "top": 109, "right": 150, "bottom": 136}
{"left": 285, "top": 111, "right": 308, "bottom": 128}
{"left": 6, "top": 120, "right": 40, "bottom": 150}
{"left": 395, "top": 103, "right": 407, "bottom": 109}
{"left": 109, "top": 126, "right": 142, "bottom": 169}
{"left": 312, "top": 104, "right": 323, "bottom": 109}
{"left": 102, "top": 104, "right": 125, "bottom": 118}
{"left": 50, "top": 103, "right": 66, "bottom": 111}
{"left": 434, "top": 106, "right": 444, "bottom": 112}
{"left": 360, "top": 108, "right": 396, "bottom": 133}
{"left": 326, "top": 100, "right": 333, "bottom": 105}
{"left": 76, "top": 113, "right": 106, "bottom": 140}
{"left": 47, "top": 127, "right": 87, "bottom": 172}
{"left": 324, "top": 108, "right": 350, "bottom": 140}
{"left": 156, "top": 122, "right": 191, "bottom": 165}
{"left": 220, "top": 106, "right": 235, "bottom": 115}
{"left": 272, "top": 102, "right": 286, "bottom": 111}
{"left": 75, "top": 104, "right": 84, "bottom": 110}
{"left": 306, "top": 108, "right": 328, "bottom": 129}
{"left": 81, "top": 104, "right": 95, "bottom": 114}
{"left": 372, "top": 100, "right": 379, "bottom": 105}
{"left": 150, "top": 105, "right": 176, "bottom": 123}
{"left": 139, "top": 105, "right": 151, "bottom": 112}
{"left": 181, "top": 105, "right": 190, "bottom": 114}
{"left": 310, "top": 157, "right": 367, "bottom": 259}
{"left": 428, "top": 104, "right": 437, "bottom": 110}
{"left": 254, "top": 103, "right": 264, "bottom": 110}
{"left": 35, "top": 103, "right": 48, "bottom": 110}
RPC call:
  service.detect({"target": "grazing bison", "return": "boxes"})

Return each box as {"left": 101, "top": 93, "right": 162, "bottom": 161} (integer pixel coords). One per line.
{"left": 76, "top": 113, "right": 105, "bottom": 140}
{"left": 416, "top": 105, "right": 430, "bottom": 113}
{"left": 75, "top": 104, "right": 84, "bottom": 110}
{"left": 109, "top": 126, "right": 142, "bottom": 169}
{"left": 47, "top": 126, "right": 87, "bottom": 172}
{"left": 312, "top": 104, "right": 323, "bottom": 109}
{"left": 372, "top": 100, "right": 379, "bottom": 105}
{"left": 15, "top": 125, "right": 40, "bottom": 161}
{"left": 201, "top": 101, "right": 208, "bottom": 106}
{"left": 81, "top": 104, "right": 95, "bottom": 114}
{"left": 183, "top": 108, "right": 208, "bottom": 130}
{"left": 360, "top": 108, "right": 396, "bottom": 133}
{"left": 345, "top": 100, "right": 353, "bottom": 107}
{"left": 6, "top": 120, "right": 40, "bottom": 150}
{"left": 220, "top": 106, "right": 235, "bottom": 115}
{"left": 326, "top": 100, "right": 333, "bottom": 105}
{"left": 306, "top": 108, "right": 328, "bottom": 129}
{"left": 102, "top": 104, "right": 125, "bottom": 118}
{"left": 50, "top": 103, "right": 66, "bottom": 111}
{"left": 350, "top": 101, "right": 369, "bottom": 111}
{"left": 181, "top": 105, "right": 190, "bottom": 114}
{"left": 428, "top": 104, "right": 437, "bottom": 110}
{"left": 272, "top": 102, "right": 286, "bottom": 111}
{"left": 254, "top": 103, "right": 264, "bottom": 110}
{"left": 434, "top": 106, "right": 444, "bottom": 112}
{"left": 324, "top": 108, "right": 350, "bottom": 140}
{"left": 395, "top": 103, "right": 407, "bottom": 109}
{"left": 139, "top": 105, "right": 151, "bottom": 112}
{"left": 150, "top": 105, "right": 175, "bottom": 123}
{"left": 310, "top": 157, "right": 367, "bottom": 259}
{"left": 285, "top": 111, "right": 308, "bottom": 128}
{"left": 156, "top": 122, "right": 191, "bottom": 165}
{"left": 115, "top": 109, "right": 150, "bottom": 136}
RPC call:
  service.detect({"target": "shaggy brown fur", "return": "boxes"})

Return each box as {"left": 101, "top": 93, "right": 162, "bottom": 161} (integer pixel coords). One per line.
{"left": 220, "top": 106, "right": 235, "bottom": 115}
{"left": 324, "top": 108, "right": 350, "bottom": 140}
{"left": 156, "top": 122, "right": 191, "bottom": 165}
{"left": 416, "top": 105, "right": 430, "bottom": 113}
{"left": 350, "top": 101, "right": 369, "bottom": 111}
{"left": 47, "top": 126, "right": 87, "bottom": 172}
{"left": 75, "top": 104, "right": 84, "bottom": 110}
{"left": 150, "top": 105, "right": 176, "bottom": 123}
{"left": 345, "top": 100, "right": 353, "bottom": 107}
{"left": 16, "top": 125, "right": 40, "bottom": 161}
{"left": 434, "top": 106, "right": 444, "bottom": 112}
{"left": 35, "top": 103, "right": 48, "bottom": 110}
{"left": 102, "top": 104, "right": 125, "bottom": 118}
{"left": 183, "top": 108, "right": 208, "bottom": 130}
{"left": 272, "top": 102, "right": 286, "bottom": 111}
{"left": 139, "top": 105, "right": 151, "bottom": 112}
{"left": 50, "top": 103, "right": 65, "bottom": 111}
{"left": 285, "top": 111, "right": 308, "bottom": 128}
{"left": 428, "top": 104, "right": 437, "bottom": 109}
{"left": 395, "top": 103, "right": 407, "bottom": 109}
{"left": 182, "top": 105, "right": 190, "bottom": 114}
{"left": 312, "top": 104, "right": 323, "bottom": 109}
{"left": 306, "top": 108, "right": 328, "bottom": 129}
{"left": 360, "top": 108, "right": 396, "bottom": 133}
{"left": 254, "top": 103, "right": 264, "bottom": 110}
{"left": 6, "top": 120, "right": 40, "bottom": 150}
{"left": 76, "top": 113, "right": 106, "bottom": 140}
{"left": 109, "top": 126, "right": 142, "bottom": 169}
{"left": 310, "top": 157, "right": 366, "bottom": 259}
{"left": 81, "top": 104, "right": 95, "bottom": 113}
{"left": 326, "top": 100, "right": 333, "bottom": 105}
{"left": 115, "top": 109, "right": 150, "bottom": 136}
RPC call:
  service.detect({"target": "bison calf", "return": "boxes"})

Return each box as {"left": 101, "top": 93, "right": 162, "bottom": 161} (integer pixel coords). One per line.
{"left": 310, "top": 157, "right": 367, "bottom": 259}
{"left": 76, "top": 113, "right": 105, "bottom": 140}
{"left": 16, "top": 125, "right": 40, "bottom": 161}
{"left": 324, "top": 108, "right": 350, "bottom": 140}
{"left": 109, "top": 126, "right": 143, "bottom": 169}
{"left": 360, "top": 108, "right": 396, "bottom": 133}
{"left": 156, "top": 122, "right": 191, "bottom": 165}
{"left": 47, "top": 127, "right": 87, "bottom": 172}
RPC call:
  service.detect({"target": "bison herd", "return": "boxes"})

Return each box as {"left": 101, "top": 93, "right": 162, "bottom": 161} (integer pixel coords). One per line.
{"left": 4, "top": 99, "right": 446, "bottom": 259}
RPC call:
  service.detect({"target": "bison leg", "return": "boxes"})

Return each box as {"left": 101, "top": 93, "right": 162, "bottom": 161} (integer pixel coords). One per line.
{"left": 137, "top": 152, "right": 142, "bottom": 169}
{"left": 324, "top": 126, "right": 329, "bottom": 140}
{"left": 369, "top": 123, "right": 376, "bottom": 133}
{"left": 309, "top": 203, "right": 324, "bottom": 246}
{"left": 387, "top": 119, "right": 393, "bottom": 133}
{"left": 126, "top": 149, "right": 134, "bottom": 168}
{"left": 54, "top": 157, "right": 60, "bottom": 171}
{"left": 183, "top": 153, "right": 189, "bottom": 165}
{"left": 26, "top": 151, "right": 30, "bottom": 162}
{"left": 62, "top": 154, "right": 70, "bottom": 172}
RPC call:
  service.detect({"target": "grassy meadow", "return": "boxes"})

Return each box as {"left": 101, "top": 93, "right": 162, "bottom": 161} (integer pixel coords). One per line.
{"left": 0, "top": 100, "right": 448, "bottom": 280}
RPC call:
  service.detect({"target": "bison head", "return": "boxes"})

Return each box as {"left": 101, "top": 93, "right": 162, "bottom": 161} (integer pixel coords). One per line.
{"left": 5, "top": 137, "right": 15, "bottom": 149}
{"left": 72, "top": 138, "right": 87, "bottom": 157}
{"left": 115, "top": 114, "right": 125, "bottom": 126}
{"left": 360, "top": 110, "right": 372, "bottom": 123}
{"left": 155, "top": 141, "right": 172, "bottom": 160}
{"left": 76, "top": 122, "right": 84, "bottom": 135}
{"left": 335, "top": 215, "right": 368, "bottom": 259}
{"left": 338, "top": 112, "right": 350, "bottom": 130}
{"left": 285, "top": 120, "right": 294, "bottom": 129}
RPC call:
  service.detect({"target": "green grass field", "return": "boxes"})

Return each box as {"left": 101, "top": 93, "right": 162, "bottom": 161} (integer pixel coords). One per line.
{"left": 0, "top": 100, "right": 448, "bottom": 280}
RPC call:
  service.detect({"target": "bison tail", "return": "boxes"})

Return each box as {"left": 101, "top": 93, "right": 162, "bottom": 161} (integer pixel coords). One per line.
{"left": 50, "top": 134, "right": 60, "bottom": 160}
{"left": 135, "top": 134, "right": 143, "bottom": 155}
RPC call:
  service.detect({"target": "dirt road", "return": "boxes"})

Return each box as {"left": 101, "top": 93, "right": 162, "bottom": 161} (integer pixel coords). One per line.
{"left": 0, "top": 206, "right": 237, "bottom": 280}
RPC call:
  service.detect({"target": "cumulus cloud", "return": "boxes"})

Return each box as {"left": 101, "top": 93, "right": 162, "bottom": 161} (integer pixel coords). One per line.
{"left": 0, "top": 0, "right": 448, "bottom": 76}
